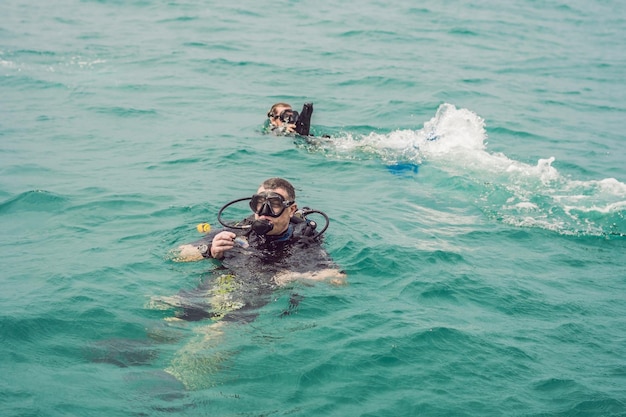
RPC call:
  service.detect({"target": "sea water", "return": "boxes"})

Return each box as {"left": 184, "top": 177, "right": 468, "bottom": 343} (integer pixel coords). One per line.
{"left": 1, "top": 0, "right": 625, "bottom": 416}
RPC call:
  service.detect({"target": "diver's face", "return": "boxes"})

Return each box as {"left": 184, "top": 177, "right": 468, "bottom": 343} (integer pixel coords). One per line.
{"left": 254, "top": 186, "right": 296, "bottom": 235}
{"left": 268, "top": 105, "right": 292, "bottom": 127}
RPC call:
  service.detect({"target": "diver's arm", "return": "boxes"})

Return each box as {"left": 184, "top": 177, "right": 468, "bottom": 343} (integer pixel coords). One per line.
{"left": 175, "top": 243, "right": 205, "bottom": 262}
{"left": 173, "top": 231, "right": 236, "bottom": 262}
{"left": 272, "top": 237, "right": 347, "bottom": 285}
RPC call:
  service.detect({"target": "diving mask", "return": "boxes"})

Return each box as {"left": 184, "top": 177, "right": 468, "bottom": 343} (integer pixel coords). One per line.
{"left": 249, "top": 192, "right": 294, "bottom": 218}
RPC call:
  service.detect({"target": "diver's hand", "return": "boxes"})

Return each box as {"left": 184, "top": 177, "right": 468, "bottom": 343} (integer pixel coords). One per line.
{"left": 210, "top": 231, "right": 236, "bottom": 259}
{"left": 285, "top": 123, "right": 296, "bottom": 133}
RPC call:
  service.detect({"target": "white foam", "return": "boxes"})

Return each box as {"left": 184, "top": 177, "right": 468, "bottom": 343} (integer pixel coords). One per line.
{"left": 319, "top": 103, "right": 626, "bottom": 236}
{"left": 0, "top": 59, "right": 16, "bottom": 68}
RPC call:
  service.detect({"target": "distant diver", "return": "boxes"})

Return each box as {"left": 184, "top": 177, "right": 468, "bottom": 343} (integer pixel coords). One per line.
{"left": 266, "top": 102, "right": 313, "bottom": 137}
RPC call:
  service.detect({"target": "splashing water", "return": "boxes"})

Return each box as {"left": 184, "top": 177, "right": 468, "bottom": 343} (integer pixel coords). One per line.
{"left": 302, "top": 103, "right": 626, "bottom": 237}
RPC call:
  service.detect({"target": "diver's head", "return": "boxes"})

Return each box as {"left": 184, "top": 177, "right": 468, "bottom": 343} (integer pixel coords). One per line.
{"left": 267, "top": 103, "right": 293, "bottom": 129}
{"left": 249, "top": 178, "right": 297, "bottom": 236}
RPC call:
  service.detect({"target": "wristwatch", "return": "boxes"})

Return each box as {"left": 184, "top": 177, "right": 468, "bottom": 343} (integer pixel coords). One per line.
{"left": 198, "top": 244, "right": 211, "bottom": 258}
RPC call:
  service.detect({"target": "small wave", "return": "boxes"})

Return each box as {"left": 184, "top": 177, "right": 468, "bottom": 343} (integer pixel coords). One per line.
{"left": 0, "top": 190, "right": 69, "bottom": 214}
{"left": 88, "top": 106, "right": 158, "bottom": 117}
{"left": 157, "top": 16, "right": 199, "bottom": 24}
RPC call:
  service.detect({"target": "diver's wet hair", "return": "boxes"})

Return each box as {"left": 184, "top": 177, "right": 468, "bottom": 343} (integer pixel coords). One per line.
{"left": 268, "top": 102, "right": 292, "bottom": 117}
{"left": 261, "top": 178, "right": 295, "bottom": 201}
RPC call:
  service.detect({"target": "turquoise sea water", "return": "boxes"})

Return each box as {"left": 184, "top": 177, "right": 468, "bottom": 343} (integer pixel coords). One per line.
{"left": 2, "top": 0, "right": 626, "bottom": 415}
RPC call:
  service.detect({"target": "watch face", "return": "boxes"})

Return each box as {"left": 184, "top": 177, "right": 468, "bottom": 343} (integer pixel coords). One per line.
{"left": 198, "top": 244, "right": 209, "bottom": 254}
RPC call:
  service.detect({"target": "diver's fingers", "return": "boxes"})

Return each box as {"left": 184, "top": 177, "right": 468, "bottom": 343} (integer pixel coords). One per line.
{"left": 211, "top": 232, "right": 236, "bottom": 258}
{"left": 214, "top": 231, "right": 236, "bottom": 240}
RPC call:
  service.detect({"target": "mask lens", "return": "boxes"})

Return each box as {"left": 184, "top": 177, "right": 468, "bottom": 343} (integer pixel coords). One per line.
{"left": 250, "top": 195, "right": 267, "bottom": 213}
{"left": 267, "top": 196, "right": 284, "bottom": 213}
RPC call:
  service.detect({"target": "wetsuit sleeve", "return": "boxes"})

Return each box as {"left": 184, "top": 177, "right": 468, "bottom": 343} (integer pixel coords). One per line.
{"left": 183, "top": 230, "right": 219, "bottom": 259}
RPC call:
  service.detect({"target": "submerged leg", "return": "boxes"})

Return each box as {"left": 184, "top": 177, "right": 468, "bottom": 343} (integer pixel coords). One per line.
{"left": 164, "top": 321, "right": 233, "bottom": 390}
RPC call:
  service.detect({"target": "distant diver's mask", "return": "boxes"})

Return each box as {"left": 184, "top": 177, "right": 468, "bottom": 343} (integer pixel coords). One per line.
{"left": 278, "top": 109, "right": 298, "bottom": 124}
{"left": 268, "top": 109, "right": 298, "bottom": 125}
{"left": 249, "top": 192, "right": 294, "bottom": 218}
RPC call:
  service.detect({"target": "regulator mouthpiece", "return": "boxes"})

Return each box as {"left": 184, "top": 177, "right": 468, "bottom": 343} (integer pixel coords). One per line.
{"left": 251, "top": 219, "right": 273, "bottom": 235}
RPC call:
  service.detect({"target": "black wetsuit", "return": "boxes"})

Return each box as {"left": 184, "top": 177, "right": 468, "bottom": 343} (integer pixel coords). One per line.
{"left": 172, "top": 216, "right": 339, "bottom": 323}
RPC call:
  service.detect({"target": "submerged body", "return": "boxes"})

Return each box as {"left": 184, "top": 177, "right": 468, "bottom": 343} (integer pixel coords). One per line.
{"left": 149, "top": 217, "right": 344, "bottom": 390}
